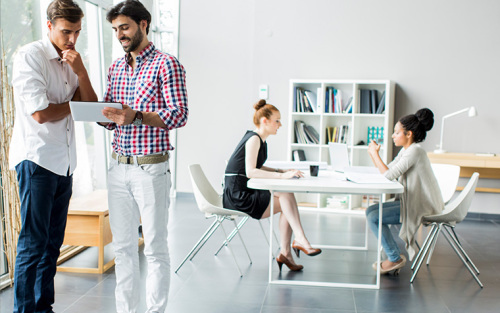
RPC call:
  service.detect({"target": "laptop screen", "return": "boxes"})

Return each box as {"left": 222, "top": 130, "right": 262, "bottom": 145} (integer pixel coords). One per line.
{"left": 328, "top": 143, "right": 350, "bottom": 172}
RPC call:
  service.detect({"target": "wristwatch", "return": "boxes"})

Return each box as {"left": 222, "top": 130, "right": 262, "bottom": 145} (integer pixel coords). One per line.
{"left": 132, "top": 111, "right": 143, "bottom": 126}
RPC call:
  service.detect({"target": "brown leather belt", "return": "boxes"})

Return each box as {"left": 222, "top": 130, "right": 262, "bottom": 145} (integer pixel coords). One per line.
{"left": 112, "top": 152, "right": 169, "bottom": 165}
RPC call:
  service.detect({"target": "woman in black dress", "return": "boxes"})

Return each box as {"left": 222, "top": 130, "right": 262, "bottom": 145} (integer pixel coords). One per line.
{"left": 223, "top": 99, "right": 321, "bottom": 271}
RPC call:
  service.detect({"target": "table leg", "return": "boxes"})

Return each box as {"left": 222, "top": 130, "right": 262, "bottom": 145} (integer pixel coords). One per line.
{"left": 268, "top": 190, "right": 275, "bottom": 283}
{"left": 376, "top": 194, "right": 382, "bottom": 288}
{"left": 364, "top": 215, "right": 369, "bottom": 250}
{"left": 98, "top": 215, "right": 104, "bottom": 274}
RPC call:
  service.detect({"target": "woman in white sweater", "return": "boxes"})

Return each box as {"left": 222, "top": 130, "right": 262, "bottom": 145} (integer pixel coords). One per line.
{"left": 366, "top": 108, "right": 444, "bottom": 274}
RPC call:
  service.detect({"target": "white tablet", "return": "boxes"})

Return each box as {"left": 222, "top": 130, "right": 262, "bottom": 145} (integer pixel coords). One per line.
{"left": 69, "top": 101, "right": 123, "bottom": 122}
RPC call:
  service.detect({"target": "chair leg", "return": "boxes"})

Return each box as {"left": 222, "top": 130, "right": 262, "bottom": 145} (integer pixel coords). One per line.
{"left": 214, "top": 216, "right": 249, "bottom": 256}
{"left": 231, "top": 219, "right": 252, "bottom": 264}
{"left": 219, "top": 217, "right": 244, "bottom": 277}
{"left": 450, "top": 227, "right": 462, "bottom": 246}
{"left": 258, "top": 220, "right": 276, "bottom": 258}
{"left": 410, "top": 225, "right": 439, "bottom": 283}
{"left": 411, "top": 223, "right": 436, "bottom": 270}
{"left": 443, "top": 226, "right": 480, "bottom": 275}
{"left": 426, "top": 224, "right": 442, "bottom": 266}
{"left": 445, "top": 225, "right": 480, "bottom": 274}
{"left": 442, "top": 228, "right": 483, "bottom": 288}
{"left": 174, "top": 218, "right": 219, "bottom": 273}
{"left": 190, "top": 218, "right": 222, "bottom": 261}
{"left": 269, "top": 219, "right": 281, "bottom": 249}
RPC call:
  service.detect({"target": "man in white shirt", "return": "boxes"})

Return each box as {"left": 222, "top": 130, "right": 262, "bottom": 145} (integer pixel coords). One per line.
{"left": 9, "top": 1, "right": 97, "bottom": 312}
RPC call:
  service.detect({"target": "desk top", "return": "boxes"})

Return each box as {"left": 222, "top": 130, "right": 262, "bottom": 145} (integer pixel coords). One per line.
{"left": 248, "top": 170, "right": 403, "bottom": 195}
{"left": 68, "top": 189, "right": 108, "bottom": 215}
{"left": 427, "top": 152, "right": 500, "bottom": 169}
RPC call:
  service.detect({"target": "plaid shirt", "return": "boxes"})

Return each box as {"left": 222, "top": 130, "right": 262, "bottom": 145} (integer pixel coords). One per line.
{"left": 104, "top": 42, "right": 188, "bottom": 156}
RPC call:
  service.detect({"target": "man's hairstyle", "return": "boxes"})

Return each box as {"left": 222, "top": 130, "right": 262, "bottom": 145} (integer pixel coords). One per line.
{"left": 106, "top": 0, "right": 152, "bottom": 34}
{"left": 47, "top": 0, "right": 84, "bottom": 24}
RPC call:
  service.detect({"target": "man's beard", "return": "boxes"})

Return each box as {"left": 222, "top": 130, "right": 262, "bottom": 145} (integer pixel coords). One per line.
{"left": 121, "top": 28, "right": 144, "bottom": 53}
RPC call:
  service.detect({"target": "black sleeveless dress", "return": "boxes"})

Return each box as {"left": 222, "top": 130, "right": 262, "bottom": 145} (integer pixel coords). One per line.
{"left": 223, "top": 131, "right": 271, "bottom": 219}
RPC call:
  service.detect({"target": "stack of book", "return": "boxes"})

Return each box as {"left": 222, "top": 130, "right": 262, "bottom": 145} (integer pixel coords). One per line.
{"left": 325, "top": 87, "right": 353, "bottom": 114}
{"left": 326, "top": 195, "right": 348, "bottom": 209}
{"left": 359, "top": 90, "right": 385, "bottom": 114}
{"left": 293, "top": 87, "right": 317, "bottom": 113}
{"left": 326, "top": 125, "right": 349, "bottom": 144}
{"left": 294, "top": 120, "right": 319, "bottom": 144}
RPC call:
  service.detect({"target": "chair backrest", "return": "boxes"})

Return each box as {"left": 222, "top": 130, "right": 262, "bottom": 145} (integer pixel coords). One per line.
{"left": 431, "top": 163, "right": 461, "bottom": 203}
{"left": 439, "top": 172, "right": 479, "bottom": 224}
{"left": 189, "top": 164, "right": 223, "bottom": 213}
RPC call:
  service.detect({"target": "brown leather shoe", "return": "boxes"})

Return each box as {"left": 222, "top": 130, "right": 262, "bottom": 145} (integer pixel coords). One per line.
{"left": 292, "top": 240, "right": 322, "bottom": 257}
{"left": 276, "top": 254, "right": 303, "bottom": 272}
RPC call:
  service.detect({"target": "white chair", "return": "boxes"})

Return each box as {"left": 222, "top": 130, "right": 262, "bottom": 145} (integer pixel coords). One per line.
{"left": 214, "top": 161, "right": 280, "bottom": 257}
{"left": 409, "top": 163, "right": 461, "bottom": 251}
{"left": 431, "top": 163, "right": 461, "bottom": 203}
{"left": 410, "top": 173, "right": 482, "bottom": 288}
{"left": 174, "top": 164, "right": 252, "bottom": 276}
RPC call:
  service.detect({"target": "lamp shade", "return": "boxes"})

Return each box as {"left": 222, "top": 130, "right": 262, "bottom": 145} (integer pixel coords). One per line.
{"left": 434, "top": 106, "right": 479, "bottom": 154}
{"left": 468, "top": 106, "right": 478, "bottom": 117}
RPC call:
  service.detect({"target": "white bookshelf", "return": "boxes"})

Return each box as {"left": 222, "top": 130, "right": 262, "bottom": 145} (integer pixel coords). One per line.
{"left": 287, "top": 79, "right": 395, "bottom": 211}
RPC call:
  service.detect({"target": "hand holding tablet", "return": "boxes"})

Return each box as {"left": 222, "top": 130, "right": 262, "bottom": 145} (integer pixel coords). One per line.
{"left": 101, "top": 104, "right": 137, "bottom": 126}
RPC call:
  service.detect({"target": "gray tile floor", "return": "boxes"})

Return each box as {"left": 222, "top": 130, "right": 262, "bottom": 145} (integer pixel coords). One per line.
{"left": 1, "top": 193, "right": 499, "bottom": 312}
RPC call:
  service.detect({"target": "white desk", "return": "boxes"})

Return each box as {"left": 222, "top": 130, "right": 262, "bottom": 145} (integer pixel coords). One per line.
{"left": 247, "top": 170, "right": 403, "bottom": 289}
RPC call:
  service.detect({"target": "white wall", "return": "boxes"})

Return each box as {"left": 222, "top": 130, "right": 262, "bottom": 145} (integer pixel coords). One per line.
{"left": 177, "top": 0, "right": 500, "bottom": 212}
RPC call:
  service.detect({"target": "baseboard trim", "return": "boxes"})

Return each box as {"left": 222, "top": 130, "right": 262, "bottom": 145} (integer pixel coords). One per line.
{"left": 466, "top": 212, "right": 500, "bottom": 222}
{"left": 175, "top": 192, "right": 195, "bottom": 199}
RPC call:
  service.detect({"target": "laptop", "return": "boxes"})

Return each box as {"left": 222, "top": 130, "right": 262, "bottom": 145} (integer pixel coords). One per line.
{"left": 328, "top": 142, "right": 350, "bottom": 172}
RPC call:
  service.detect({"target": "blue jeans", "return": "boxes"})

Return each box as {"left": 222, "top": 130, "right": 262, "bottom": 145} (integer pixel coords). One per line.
{"left": 14, "top": 160, "right": 72, "bottom": 313}
{"left": 365, "top": 200, "right": 402, "bottom": 262}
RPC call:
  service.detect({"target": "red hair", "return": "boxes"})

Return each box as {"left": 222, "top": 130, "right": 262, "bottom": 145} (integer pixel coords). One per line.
{"left": 253, "top": 99, "right": 279, "bottom": 126}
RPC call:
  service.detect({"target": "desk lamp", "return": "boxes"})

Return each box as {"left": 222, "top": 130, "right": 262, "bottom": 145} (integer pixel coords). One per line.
{"left": 434, "top": 106, "right": 477, "bottom": 154}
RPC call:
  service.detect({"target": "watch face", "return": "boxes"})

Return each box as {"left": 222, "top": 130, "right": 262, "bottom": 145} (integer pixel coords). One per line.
{"left": 133, "top": 111, "right": 143, "bottom": 126}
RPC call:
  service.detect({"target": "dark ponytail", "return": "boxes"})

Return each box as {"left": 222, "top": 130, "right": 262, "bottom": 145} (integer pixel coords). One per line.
{"left": 399, "top": 108, "right": 434, "bottom": 143}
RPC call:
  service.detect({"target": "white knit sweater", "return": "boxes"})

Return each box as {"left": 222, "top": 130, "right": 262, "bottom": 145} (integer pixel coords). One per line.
{"left": 384, "top": 143, "right": 444, "bottom": 260}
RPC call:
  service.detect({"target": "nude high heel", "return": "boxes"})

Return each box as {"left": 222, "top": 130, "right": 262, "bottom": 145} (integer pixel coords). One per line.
{"left": 373, "top": 255, "right": 407, "bottom": 275}
{"left": 276, "top": 254, "right": 303, "bottom": 272}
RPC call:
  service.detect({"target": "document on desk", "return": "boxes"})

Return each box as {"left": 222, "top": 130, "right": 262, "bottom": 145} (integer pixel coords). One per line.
{"left": 264, "top": 160, "right": 328, "bottom": 170}
{"left": 343, "top": 166, "right": 391, "bottom": 184}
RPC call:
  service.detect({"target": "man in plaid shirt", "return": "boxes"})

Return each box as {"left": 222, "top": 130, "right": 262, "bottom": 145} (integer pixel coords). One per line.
{"left": 101, "top": 1, "right": 188, "bottom": 312}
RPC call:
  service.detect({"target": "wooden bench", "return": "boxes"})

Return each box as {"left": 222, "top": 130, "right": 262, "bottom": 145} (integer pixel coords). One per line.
{"left": 57, "top": 190, "right": 114, "bottom": 274}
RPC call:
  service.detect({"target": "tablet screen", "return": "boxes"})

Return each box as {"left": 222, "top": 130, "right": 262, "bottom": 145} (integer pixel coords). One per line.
{"left": 69, "top": 101, "right": 123, "bottom": 122}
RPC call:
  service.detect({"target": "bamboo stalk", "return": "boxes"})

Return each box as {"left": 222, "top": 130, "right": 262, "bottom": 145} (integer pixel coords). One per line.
{"left": 1, "top": 31, "right": 20, "bottom": 286}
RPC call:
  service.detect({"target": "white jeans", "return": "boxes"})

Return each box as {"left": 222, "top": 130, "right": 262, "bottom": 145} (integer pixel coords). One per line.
{"left": 107, "top": 158, "right": 171, "bottom": 313}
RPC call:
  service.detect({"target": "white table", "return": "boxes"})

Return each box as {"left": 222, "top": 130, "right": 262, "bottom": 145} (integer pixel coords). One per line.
{"left": 247, "top": 170, "right": 403, "bottom": 289}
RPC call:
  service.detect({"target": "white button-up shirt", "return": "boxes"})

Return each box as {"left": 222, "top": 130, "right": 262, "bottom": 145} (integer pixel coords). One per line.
{"left": 9, "top": 36, "right": 79, "bottom": 176}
